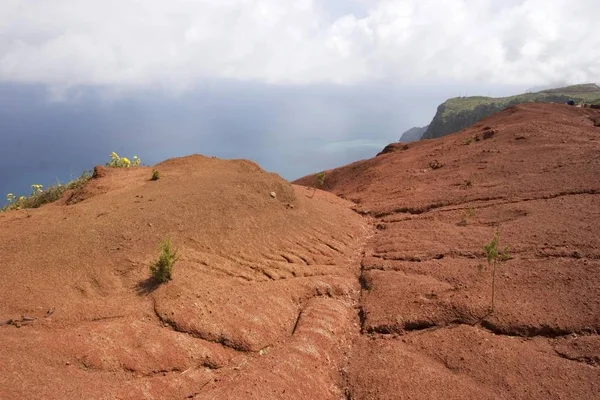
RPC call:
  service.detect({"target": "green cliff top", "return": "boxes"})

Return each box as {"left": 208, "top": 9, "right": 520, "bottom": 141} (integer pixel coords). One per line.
{"left": 441, "top": 83, "right": 600, "bottom": 121}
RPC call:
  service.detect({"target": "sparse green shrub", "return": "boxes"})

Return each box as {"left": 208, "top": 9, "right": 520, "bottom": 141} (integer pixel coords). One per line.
{"left": 66, "top": 171, "right": 94, "bottom": 191}
{"left": 106, "top": 152, "right": 141, "bottom": 168}
{"left": 150, "top": 238, "right": 178, "bottom": 283}
{"left": 309, "top": 172, "right": 326, "bottom": 198}
{"left": 151, "top": 169, "right": 160, "bottom": 181}
{"left": 2, "top": 171, "right": 92, "bottom": 212}
{"left": 482, "top": 229, "right": 510, "bottom": 313}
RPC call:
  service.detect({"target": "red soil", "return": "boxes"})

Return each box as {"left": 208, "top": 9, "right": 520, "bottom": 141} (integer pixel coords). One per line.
{"left": 295, "top": 103, "right": 600, "bottom": 399}
{"left": 1, "top": 102, "right": 599, "bottom": 399}
{"left": 0, "top": 156, "right": 366, "bottom": 399}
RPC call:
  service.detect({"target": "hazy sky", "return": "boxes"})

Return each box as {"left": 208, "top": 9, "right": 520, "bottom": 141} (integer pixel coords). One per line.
{"left": 0, "top": 0, "right": 597, "bottom": 200}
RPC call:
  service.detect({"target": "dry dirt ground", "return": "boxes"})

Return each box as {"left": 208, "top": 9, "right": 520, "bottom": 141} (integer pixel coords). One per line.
{"left": 295, "top": 103, "right": 600, "bottom": 399}
{"left": 1, "top": 103, "right": 599, "bottom": 399}
{"left": 0, "top": 156, "right": 367, "bottom": 399}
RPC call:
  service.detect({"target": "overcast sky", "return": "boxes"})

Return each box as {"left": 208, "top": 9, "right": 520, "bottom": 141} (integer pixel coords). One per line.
{"left": 0, "top": 0, "right": 598, "bottom": 200}
{"left": 2, "top": 0, "right": 597, "bottom": 88}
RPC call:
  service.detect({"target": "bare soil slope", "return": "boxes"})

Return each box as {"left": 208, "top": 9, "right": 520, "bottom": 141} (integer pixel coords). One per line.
{"left": 295, "top": 103, "right": 600, "bottom": 399}
{"left": 2, "top": 103, "right": 599, "bottom": 399}
{"left": 0, "top": 155, "right": 367, "bottom": 399}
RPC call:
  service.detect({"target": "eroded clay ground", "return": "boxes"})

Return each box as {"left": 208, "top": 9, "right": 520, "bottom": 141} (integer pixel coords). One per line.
{"left": 296, "top": 103, "right": 600, "bottom": 400}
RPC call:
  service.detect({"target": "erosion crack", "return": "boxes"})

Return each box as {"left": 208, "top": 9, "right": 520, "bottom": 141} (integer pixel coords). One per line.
{"left": 323, "top": 241, "right": 343, "bottom": 253}
{"left": 373, "top": 189, "right": 599, "bottom": 218}
{"left": 151, "top": 298, "right": 251, "bottom": 353}
{"left": 365, "top": 321, "right": 439, "bottom": 336}
{"left": 480, "top": 319, "right": 600, "bottom": 339}
{"left": 371, "top": 253, "right": 445, "bottom": 262}
{"left": 553, "top": 350, "right": 600, "bottom": 366}
{"left": 373, "top": 201, "right": 450, "bottom": 218}
{"left": 291, "top": 309, "right": 303, "bottom": 336}
{"left": 184, "top": 379, "right": 214, "bottom": 399}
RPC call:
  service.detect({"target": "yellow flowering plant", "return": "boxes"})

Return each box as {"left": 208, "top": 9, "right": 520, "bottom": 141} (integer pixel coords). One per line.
{"left": 5, "top": 193, "right": 27, "bottom": 207}
{"left": 31, "top": 184, "right": 43, "bottom": 196}
{"left": 106, "top": 152, "right": 141, "bottom": 168}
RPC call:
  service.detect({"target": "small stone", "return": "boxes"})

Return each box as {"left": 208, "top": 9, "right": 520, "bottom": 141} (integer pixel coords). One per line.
{"left": 482, "top": 129, "right": 496, "bottom": 139}
{"left": 270, "top": 192, "right": 276, "bottom": 198}
{"left": 429, "top": 160, "right": 443, "bottom": 170}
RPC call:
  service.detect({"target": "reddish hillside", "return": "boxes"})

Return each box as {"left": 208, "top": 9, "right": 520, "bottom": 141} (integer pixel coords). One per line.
{"left": 0, "top": 155, "right": 367, "bottom": 399}
{"left": 294, "top": 103, "right": 600, "bottom": 399}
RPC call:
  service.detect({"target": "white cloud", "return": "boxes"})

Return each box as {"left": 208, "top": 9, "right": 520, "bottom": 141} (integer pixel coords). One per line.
{"left": 0, "top": 0, "right": 597, "bottom": 89}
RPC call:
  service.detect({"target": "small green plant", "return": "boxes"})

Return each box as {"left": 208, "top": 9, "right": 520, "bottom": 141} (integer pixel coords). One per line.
{"left": 316, "top": 172, "right": 326, "bottom": 187}
{"left": 458, "top": 207, "right": 476, "bottom": 226}
{"left": 106, "top": 152, "right": 141, "bottom": 168}
{"left": 309, "top": 172, "right": 326, "bottom": 198}
{"left": 66, "top": 171, "right": 93, "bottom": 191}
{"left": 482, "top": 229, "right": 510, "bottom": 313}
{"left": 149, "top": 238, "right": 179, "bottom": 283}
{"left": 151, "top": 169, "right": 160, "bottom": 181}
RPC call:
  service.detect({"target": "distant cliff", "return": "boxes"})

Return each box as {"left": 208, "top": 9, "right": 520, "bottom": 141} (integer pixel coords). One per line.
{"left": 422, "top": 83, "right": 600, "bottom": 140}
{"left": 399, "top": 125, "right": 428, "bottom": 142}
